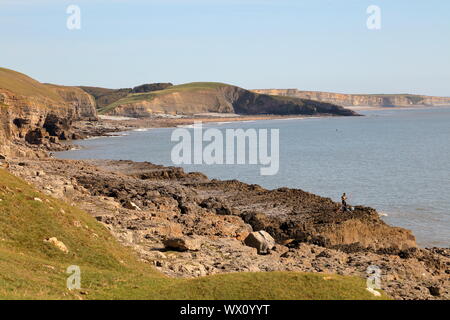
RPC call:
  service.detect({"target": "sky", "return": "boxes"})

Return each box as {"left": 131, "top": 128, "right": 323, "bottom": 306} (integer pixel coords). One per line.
{"left": 1, "top": 0, "right": 449, "bottom": 96}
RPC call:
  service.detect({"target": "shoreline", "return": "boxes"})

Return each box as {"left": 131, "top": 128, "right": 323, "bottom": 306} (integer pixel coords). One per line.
{"left": 6, "top": 110, "right": 448, "bottom": 300}
{"left": 77, "top": 105, "right": 450, "bottom": 139}
{"left": 70, "top": 114, "right": 339, "bottom": 143}
{"left": 6, "top": 157, "right": 449, "bottom": 300}
{"left": 66, "top": 113, "right": 447, "bottom": 250}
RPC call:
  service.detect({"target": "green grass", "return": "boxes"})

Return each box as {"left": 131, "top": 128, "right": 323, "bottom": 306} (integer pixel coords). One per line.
{"left": 98, "top": 92, "right": 157, "bottom": 114}
{"left": 99, "top": 82, "right": 232, "bottom": 114}
{"left": 79, "top": 86, "right": 132, "bottom": 109}
{"left": 0, "top": 169, "right": 388, "bottom": 300}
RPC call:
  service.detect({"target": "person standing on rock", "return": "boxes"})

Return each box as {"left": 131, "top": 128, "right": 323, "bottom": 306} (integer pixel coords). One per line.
{"left": 341, "top": 193, "right": 348, "bottom": 212}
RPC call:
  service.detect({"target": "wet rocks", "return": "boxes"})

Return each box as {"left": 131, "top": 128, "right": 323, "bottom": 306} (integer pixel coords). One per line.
{"left": 244, "top": 231, "right": 276, "bottom": 255}
{"left": 200, "top": 197, "right": 234, "bottom": 215}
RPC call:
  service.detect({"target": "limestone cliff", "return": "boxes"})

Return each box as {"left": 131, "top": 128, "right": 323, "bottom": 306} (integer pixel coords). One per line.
{"left": 0, "top": 68, "right": 97, "bottom": 157}
{"left": 100, "top": 82, "right": 357, "bottom": 117}
{"left": 252, "top": 89, "right": 450, "bottom": 107}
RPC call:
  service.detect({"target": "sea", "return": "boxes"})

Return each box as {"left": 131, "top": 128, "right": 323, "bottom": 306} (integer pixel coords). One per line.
{"left": 57, "top": 107, "right": 450, "bottom": 248}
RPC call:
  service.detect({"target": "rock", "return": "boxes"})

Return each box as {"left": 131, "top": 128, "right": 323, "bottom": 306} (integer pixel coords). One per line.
{"left": 200, "top": 197, "right": 233, "bottom": 215}
{"left": 123, "top": 200, "right": 141, "bottom": 211}
{"left": 163, "top": 236, "right": 201, "bottom": 252}
{"left": 25, "top": 128, "right": 47, "bottom": 145}
{"left": 428, "top": 286, "right": 441, "bottom": 297}
{"left": 244, "top": 231, "right": 275, "bottom": 255}
{"left": 273, "top": 244, "right": 289, "bottom": 255}
{"left": 33, "top": 197, "right": 43, "bottom": 202}
{"left": 49, "top": 136, "right": 59, "bottom": 144}
{"left": 44, "top": 237, "right": 69, "bottom": 254}
{"left": 316, "top": 250, "right": 333, "bottom": 258}
{"left": 73, "top": 220, "right": 82, "bottom": 228}
{"left": 154, "top": 251, "right": 167, "bottom": 259}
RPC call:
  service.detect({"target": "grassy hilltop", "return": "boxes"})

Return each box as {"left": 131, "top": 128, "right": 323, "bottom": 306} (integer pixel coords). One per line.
{"left": 0, "top": 169, "right": 386, "bottom": 300}
{"left": 97, "top": 82, "right": 231, "bottom": 114}
{"left": 81, "top": 81, "right": 356, "bottom": 118}
{"left": 0, "top": 68, "right": 64, "bottom": 102}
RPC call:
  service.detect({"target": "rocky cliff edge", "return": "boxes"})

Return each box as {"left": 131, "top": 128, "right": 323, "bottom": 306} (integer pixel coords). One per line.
{"left": 0, "top": 67, "right": 97, "bottom": 158}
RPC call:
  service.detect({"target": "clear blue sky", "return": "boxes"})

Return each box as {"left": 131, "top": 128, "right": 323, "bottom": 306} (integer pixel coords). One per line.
{"left": 1, "top": 0, "right": 449, "bottom": 96}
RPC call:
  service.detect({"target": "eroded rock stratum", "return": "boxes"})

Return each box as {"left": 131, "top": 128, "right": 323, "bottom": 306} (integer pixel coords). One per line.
{"left": 0, "top": 68, "right": 97, "bottom": 158}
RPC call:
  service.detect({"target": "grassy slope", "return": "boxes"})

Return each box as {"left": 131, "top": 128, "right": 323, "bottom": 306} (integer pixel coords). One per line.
{"left": 98, "top": 82, "right": 231, "bottom": 114}
{"left": 79, "top": 86, "right": 132, "bottom": 109}
{"left": 0, "top": 67, "right": 63, "bottom": 102}
{"left": 0, "top": 169, "right": 387, "bottom": 300}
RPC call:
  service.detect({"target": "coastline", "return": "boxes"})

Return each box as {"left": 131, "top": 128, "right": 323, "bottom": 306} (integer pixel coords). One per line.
{"left": 3, "top": 110, "right": 449, "bottom": 300}
{"left": 6, "top": 157, "right": 449, "bottom": 300}
{"left": 73, "top": 108, "right": 383, "bottom": 144}
{"left": 70, "top": 114, "right": 337, "bottom": 142}
{"left": 67, "top": 111, "right": 449, "bottom": 249}
{"left": 77, "top": 105, "right": 450, "bottom": 139}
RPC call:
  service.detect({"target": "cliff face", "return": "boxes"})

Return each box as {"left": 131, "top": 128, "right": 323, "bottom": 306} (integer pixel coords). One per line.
{"left": 252, "top": 89, "right": 450, "bottom": 107}
{"left": 101, "top": 83, "right": 357, "bottom": 117}
{"left": 46, "top": 84, "right": 97, "bottom": 121}
{"left": 0, "top": 68, "right": 97, "bottom": 157}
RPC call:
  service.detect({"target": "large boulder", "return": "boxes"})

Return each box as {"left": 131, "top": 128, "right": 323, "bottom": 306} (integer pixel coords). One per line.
{"left": 44, "top": 237, "right": 69, "bottom": 254}
{"left": 163, "top": 236, "right": 201, "bottom": 252}
{"left": 244, "top": 231, "right": 275, "bottom": 255}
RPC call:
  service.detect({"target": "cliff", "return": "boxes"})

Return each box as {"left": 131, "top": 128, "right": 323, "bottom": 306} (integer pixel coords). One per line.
{"left": 252, "top": 89, "right": 450, "bottom": 107}
{"left": 97, "top": 82, "right": 357, "bottom": 117}
{"left": 0, "top": 68, "right": 97, "bottom": 157}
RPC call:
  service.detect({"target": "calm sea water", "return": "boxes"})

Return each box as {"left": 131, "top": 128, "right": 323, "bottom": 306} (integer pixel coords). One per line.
{"left": 58, "top": 107, "right": 450, "bottom": 247}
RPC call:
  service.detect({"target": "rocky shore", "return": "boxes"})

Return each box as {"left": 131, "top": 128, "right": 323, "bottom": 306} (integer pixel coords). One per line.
{"left": 69, "top": 113, "right": 343, "bottom": 141}
{"left": 1, "top": 67, "right": 448, "bottom": 300}
{"left": 6, "top": 158, "right": 449, "bottom": 300}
